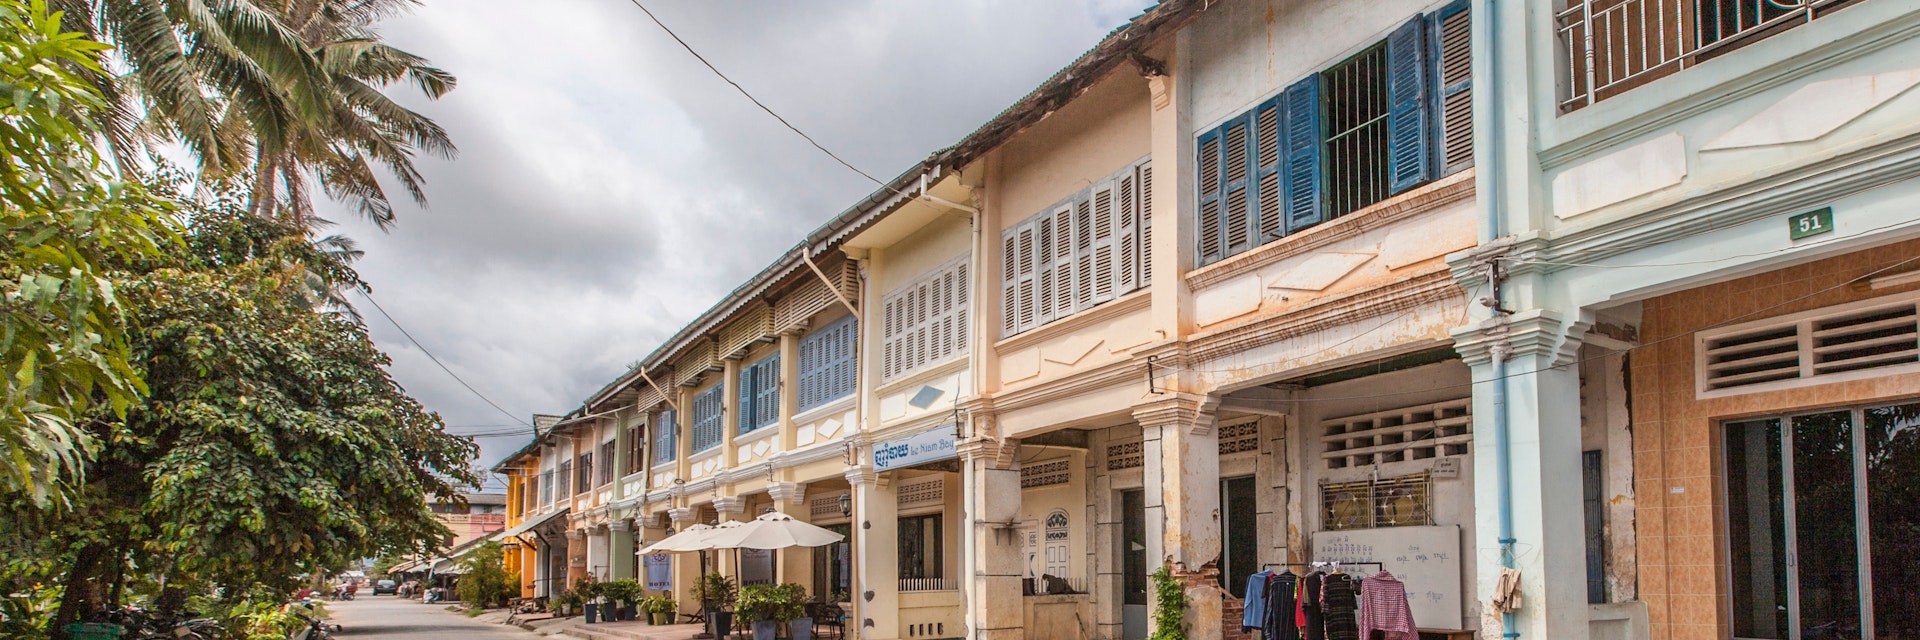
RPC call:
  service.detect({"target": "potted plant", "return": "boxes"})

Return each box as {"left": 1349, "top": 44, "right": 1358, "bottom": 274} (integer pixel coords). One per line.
{"left": 776, "top": 583, "right": 812, "bottom": 640}
{"left": 641, "top": 594, "right": 677, "bottom": 625}
{"left": 736, "top": 584, "right": 781, "bottom": 640}
{"left": 575, "top": 577, "right": 603, "bottom": 624}
{"left": 603, "top": 579, "right": 640, "bottom": 622}
{"left": 694, "top": 573, "right": 737, "bottom": 637}
{"left": 551, "top": 588, "right": 581, "bottom": 617}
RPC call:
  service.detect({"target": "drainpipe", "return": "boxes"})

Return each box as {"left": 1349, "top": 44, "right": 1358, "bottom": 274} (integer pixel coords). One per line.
{"left": 1476, "top": 0, "right": 1519, "bottom": 638}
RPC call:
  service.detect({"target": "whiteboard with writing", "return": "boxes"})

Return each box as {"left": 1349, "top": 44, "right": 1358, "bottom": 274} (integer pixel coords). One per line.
{"left": 1311, "top": 525, "right": 1462, "bottom": 630}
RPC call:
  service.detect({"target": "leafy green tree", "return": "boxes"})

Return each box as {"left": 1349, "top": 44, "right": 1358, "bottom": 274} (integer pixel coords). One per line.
{"left": 0, "top": 0, "right": 171, "bottom": 505}
{"left": 47, "top": 0, "right": 455, "bottom": 226}
{"left": 5, "top": 178, "right": 479, "bottom": 632}
{"left": 455, "top": 541, "right": 518, "bottom": 609}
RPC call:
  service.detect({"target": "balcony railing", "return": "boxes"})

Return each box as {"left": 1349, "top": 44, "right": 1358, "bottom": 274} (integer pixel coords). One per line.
{"left": 898, "top": 577, "right": 954, "bottom": 592}
{"left": 1556, "top": 0, "right": 1858, "bottom": 111}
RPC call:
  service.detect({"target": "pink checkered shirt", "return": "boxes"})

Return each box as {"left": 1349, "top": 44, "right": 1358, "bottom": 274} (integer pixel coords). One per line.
{"left": 1358, "top": 570, "right": 1419, "bottom": 640}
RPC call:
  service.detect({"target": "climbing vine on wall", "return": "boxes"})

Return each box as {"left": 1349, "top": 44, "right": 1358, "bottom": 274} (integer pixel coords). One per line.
{"left": 1150, "top": 565, "right": 1188, "bottom": 640}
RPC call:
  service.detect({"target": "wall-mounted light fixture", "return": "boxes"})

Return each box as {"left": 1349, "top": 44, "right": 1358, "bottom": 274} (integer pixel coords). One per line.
{"left": 838, "top": 493, "right": 853, "bottom": 517}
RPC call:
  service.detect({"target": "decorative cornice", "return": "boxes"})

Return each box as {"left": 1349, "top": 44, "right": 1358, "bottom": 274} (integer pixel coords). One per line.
{"left": 843, "top": 466, "right": 878, "bottom": 488}
{"left": 957, "top": 436, "right": 1019, "bottom": 470}
{"left": 768, "top": 482, "right": 805, "bottom": 505}
{"left": 1185, "top": 170, "right": 1475, "bottom": 290}
{"left": 712, "top": 496, "right": 746, "bottom": 514}
{"left": 1131, "top": 392, "right": 1220, "bottom": 436}
{"left": 1452, "top": 309, "right": 1588, "bottom": 368}
{"left": 609, "top": 520, "right": 632, "bottom": 532}
{"left": 989, "top": 356, "right": 1143, "bottom": 416}
{"left": 668, "top": 507, "right": 695, "bottom": 524}
{"left": 1186, "top": 270, "right": 1464, "bottom": 364}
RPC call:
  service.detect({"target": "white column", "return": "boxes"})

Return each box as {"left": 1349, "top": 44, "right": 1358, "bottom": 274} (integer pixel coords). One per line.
{"left": 1458, "top": 310, "right": 1593, "bottom": 640}
{"left": 848, "top": 467, "right": 897, "bottom": 640}
{"left": 960, "top": 436, "right": 1024, "bottom": 640}
{"left": 1136, "top": 393, "right": 1223, "bottom": 640}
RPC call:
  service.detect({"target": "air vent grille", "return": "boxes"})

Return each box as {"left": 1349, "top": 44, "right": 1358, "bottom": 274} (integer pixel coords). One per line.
{"left": 1699, "top": 293, "right": 1920, "bottom": 394}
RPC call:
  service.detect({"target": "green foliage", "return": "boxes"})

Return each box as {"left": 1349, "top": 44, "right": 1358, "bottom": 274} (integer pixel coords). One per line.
{"left": 571, "top": 576, "right": 602, "bottom": 603}
{"left": 692, "top": 572, "right": 736, "bottom": 610}
{"left": 736, "top": 583, "right": 808, "bottom": 625}
{"left": 1150, "top": 565, "right": 1188, "bottom": 640}
{"left": 549, "top": 587, "right": 581, "bottom": 613}
{"left": 639, "top": 594, "right": 676, "bottom": 616}
{"left": 455, "top": 541, "right": 518, "bottom": 609}
{"left": 0, "top": 0, "right": 173, "bottom": 505}
{"left": 600, "top": 579, "right": 641, "bottom": 606}
{"left": 1, "top": 175, "right": 478, "bottom": 630}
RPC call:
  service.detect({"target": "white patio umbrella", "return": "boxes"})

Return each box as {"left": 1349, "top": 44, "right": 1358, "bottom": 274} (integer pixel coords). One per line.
{"left": 705, "top": 512, "right": 847, "bottom": 550}
{"left": 638, "top": 522, "right": 715, "bottom": 554}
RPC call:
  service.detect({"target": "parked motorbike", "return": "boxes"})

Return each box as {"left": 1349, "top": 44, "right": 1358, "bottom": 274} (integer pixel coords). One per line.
{"left": 95, "top": 605, "right": 222, "bottom": 640}
{"left": 285, "top": 601, "right": 341, "bottom": 640}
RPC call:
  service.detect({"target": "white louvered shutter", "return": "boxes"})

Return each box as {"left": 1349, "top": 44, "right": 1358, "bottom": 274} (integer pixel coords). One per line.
{"left": 1036, "top": 214, "right": 1057, "bottom": 326}
{"left": 1090, "top": 179, "right": 1117, "bottom": 304}
{"left": 1001, "top": 227, "right": 1020, "bottom": 338}
{"left": 1073, "top": 194, "right": 1095, "bottom": 308}
{"left": 1016, "top": 221, "right": 1037, "bottom": 334}
{"left": 1140, "top": 161, "right": 1154, "bottom": 283}
{"left": 1051, "top": 203, "right": 1076, "bottom": 319}
{"left": 1115, "top": 170, "right": 1139, "bottom": 294}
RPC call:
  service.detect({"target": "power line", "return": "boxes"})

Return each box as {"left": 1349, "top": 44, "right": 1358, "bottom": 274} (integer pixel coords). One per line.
{"left": 618, "top": 0, "right": 888, "bottom": 187}
{"left": 355, "top": 288, "right": 533, "bottom": 431}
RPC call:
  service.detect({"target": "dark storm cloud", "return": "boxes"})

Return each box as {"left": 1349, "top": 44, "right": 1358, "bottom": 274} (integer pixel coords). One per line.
{"left": 327, "top": 0, "right": 1152, "bottom": 471}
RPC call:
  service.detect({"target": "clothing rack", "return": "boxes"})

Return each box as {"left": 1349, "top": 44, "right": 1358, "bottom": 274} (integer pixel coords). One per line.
{"left": 1259, "top": 561, "right": 1382, "bottom": 568}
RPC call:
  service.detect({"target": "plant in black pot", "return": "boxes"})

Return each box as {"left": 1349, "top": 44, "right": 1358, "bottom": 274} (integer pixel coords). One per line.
{"left": 575, "top": 577, "right": 604, "bottom": 624}
{"left": 736, "top": 584, "right": 781, "bottom": 640}
{"left": 695, "top": 572, "right": 737, "bottom": 637}
{"left": 604, "top": 579, "right": 642, "bottom": 621}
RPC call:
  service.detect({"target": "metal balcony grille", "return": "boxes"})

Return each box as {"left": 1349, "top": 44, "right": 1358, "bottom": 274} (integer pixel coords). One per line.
{"left": 1323, "top": 43, "right": 1390, "bottom": 219}
{"left": 1321, "top": 472, "right": 1433, "bottom": 531}
{"left": 1556, "top": 0, "right": 1862, "bottom": 111}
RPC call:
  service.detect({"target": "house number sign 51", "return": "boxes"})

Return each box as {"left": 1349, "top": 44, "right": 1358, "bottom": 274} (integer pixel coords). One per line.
{"left": 1789, "top": 207, "right": 1834, "bottom": 240}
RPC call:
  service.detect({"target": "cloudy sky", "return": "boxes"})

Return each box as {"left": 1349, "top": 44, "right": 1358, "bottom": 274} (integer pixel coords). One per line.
{"left": 328, "top": 0, "right": 1153, "bottom": 477}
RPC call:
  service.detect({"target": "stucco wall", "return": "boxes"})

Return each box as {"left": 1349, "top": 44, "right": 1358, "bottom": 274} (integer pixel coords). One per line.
{"left": 991, "top": 69, "right": 1152, "bottom": 233}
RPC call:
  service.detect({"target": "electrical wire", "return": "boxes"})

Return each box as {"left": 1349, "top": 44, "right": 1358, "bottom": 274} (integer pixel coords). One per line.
{"left": 1172, "top": 253, "right": 1920, "bottom": 405}
{"left": 619, "top": 0, "right": 888, "bottom": 188}
{"left": 356, "top": 287, "right": 533, "bottom": 431}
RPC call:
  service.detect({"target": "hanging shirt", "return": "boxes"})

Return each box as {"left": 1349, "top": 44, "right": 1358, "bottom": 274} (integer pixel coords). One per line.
{"left": 1243, "top": 571, "right": 1274, "bottom": 632}
{"left": 1358, "top": 570, "right": 1419, "bottom": 640}
{"left": 1301, "top": 571, "right": 1326, "bottom": 640}
{"left": 1266, "top": 572, "right": 1300, "bottom": 640}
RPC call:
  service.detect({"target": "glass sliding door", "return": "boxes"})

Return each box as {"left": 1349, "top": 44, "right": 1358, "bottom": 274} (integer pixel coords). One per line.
{"left": 1865, "top": 403, "right": 1920, "bottom": 640}
{"left": 1724, "top": 404, "right": 1918, "bottom": 640}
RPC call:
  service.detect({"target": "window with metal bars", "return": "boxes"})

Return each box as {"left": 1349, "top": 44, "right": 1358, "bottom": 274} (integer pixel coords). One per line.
{"left": 691, "top": 384, "right": 725, "bottom": 452}
{"left": 1195, "top": 0, "right": 1471, "bottom": 267}
{"left": 1001, "top": 157, "right": 1152, "bottom": 338}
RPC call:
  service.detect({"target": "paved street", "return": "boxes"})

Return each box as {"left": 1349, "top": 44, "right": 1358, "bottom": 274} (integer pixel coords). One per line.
{"left": 330, "top": 596, "right": 534, "bottom": 639}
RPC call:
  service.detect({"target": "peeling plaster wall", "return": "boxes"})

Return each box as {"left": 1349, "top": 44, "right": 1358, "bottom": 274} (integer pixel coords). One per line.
{"left": 1290, "top": 361, "right": 1482, "bottom": 628}
{"left": 1579, "top": 345, "right": 1638, "bottom": 604}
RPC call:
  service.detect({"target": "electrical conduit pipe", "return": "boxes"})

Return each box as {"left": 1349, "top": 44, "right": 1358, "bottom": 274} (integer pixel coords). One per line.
{"left": 1473, "top": 0, "right": 1519, "bottom": 638}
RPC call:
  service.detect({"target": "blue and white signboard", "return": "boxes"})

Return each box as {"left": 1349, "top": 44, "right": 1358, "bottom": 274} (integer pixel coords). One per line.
{"left": 873, "top": 427, "right": 957, "bottom": 471}
{"left": 644, "top": 553, "right": 672, "bottom": 592}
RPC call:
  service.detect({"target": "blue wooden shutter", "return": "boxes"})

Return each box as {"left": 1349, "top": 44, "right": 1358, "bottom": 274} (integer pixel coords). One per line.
{"left": 1281, "top": 74, "right": 1324, "bottom": 232}
{"left": 1430, "top": 0, "right": 1473, "bottom": 176}
{"left": 814, "top": 317, "right": 855, "bottom": 409}
{"left": 738, "top": 362, "right": 755, "bottom": 434}
{"left": 1251, "top": 97, "right": 1285, "bottom": 242}
{"left": 655, "top": 409, "right": 676, "bottom": 463}
{"left": 1386, "top": 16, "right": 1433, "bottom": 194}
{"left": 1220, "top": 114, "right": 1255, "bottom": 258}
{"left": 1195, "top": 128, "right": 1223, "bottom": 265}
{"left": 759, "top": 357, "right": 774, "bottom": 429}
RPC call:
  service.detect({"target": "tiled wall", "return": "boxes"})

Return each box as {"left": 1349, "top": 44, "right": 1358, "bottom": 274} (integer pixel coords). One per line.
{"left": 1630, "top": 237, "right": 1920, "bottom": 640}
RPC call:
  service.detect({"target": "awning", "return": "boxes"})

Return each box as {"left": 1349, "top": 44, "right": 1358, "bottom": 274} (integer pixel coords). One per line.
{"left": 498, "top": 507, "right": 570, "bottom": 539}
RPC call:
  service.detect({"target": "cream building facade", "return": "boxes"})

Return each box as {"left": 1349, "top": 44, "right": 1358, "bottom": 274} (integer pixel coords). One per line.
{"left": 495, "top": 1, "right": 1920, "bottom": 640}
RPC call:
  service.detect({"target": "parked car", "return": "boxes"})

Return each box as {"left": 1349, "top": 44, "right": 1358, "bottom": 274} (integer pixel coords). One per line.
{"left": 372, "top": 580, "right": 397, "bottom": 595}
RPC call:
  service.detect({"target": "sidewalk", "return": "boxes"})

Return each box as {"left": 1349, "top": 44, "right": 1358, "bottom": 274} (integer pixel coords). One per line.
{"left": 471, "top": 608, "right": 706, "bottom": 640}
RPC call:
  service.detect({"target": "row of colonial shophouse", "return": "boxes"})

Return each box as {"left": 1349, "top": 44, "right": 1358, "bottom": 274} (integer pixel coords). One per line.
{"left": 489, "top": 1, "right": 1920, "bottom": 639}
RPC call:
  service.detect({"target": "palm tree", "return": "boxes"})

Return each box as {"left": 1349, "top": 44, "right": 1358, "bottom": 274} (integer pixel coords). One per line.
{"left": 50, "top": 0, "right": 454, "bottom": 229}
